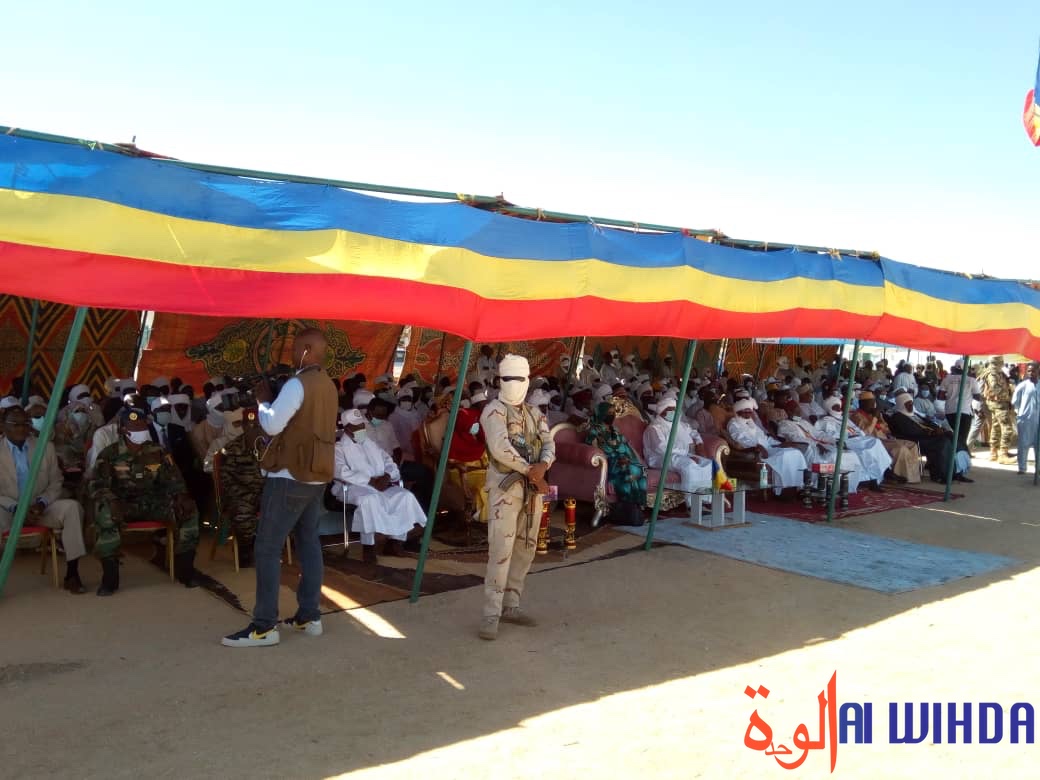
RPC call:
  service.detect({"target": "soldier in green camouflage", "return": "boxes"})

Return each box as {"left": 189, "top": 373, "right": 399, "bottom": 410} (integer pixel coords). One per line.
{"left": 88, "top": 407, "right": 200, "bottom": 595}
{"left": 217, "top": 406, "right": 265, "bottom": 567}
{"left": 979, "top": 355, "right": 1016, "bottom": 465}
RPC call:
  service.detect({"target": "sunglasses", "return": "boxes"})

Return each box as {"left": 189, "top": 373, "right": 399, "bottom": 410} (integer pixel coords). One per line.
{"left": 500, "top": 376, "right": 527, "bottom": 383}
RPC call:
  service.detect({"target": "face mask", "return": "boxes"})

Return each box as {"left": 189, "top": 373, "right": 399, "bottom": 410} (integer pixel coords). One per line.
{"left": 468, "top": 422, "right": 480, "bottom": 436}
{"left": 30, "top": 416, "right": 44, "bottom": 432}
{"left": 71, "top": 410, "right": 89, "bottom": 426}
{"left": 399, "top": 401, "right": 413, "bottom": 411}
{"left": 498, "top": 377, "right": 530, "bottom": 406}
{"left": 920, "top": 390, "right": 930, "bottom": 399}
{"left": 352, "top": 428, "right": 367, "bottom": 444}
{"left": 126, "top": 429, "right": 151, "bottom": 445}
{"left": 208, "top": 411, "right": 225, "bottom": 428}
{"left": 369, "top": 417, "right": 384, "bottom": 427}
{"left": 155, "top": 411, "right": 172, "bottom": 426}
{"left": 663, "top": 410, "right": 675, "bottom": 422}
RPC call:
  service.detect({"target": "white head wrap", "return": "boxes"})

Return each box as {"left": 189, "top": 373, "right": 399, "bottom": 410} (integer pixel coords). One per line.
{"left": 149, "top": 396, "right": 170, "bottom": 411}
{"left": 26, "top": 395, "right": 46, "bottom": 410}
{"left": 592, "top": 383, "right": 613, "bottom": 404}
{"left": 67, "top": 384, "right": 92, "bottom": 406}
{"left": 0, "top": 396, "right": 21, "bottom": 410}
{"left": 353, "top": 389, "right": 375, "bottom": 409}
{"left": 168, "top": 393, "right": 190, "bottom": 406}
{"left": 470, "top": 389, "right": 489, "bottom": 404}
{"left": 150, "top": 376, "right": 170, "bottom": 389}
{"left": 498, "top": 354, "right": 531, "bottom": 406}
{"left": 528, "top": 389, "right": 552, "bottom": 407}
{"left": 825, "top": 396, "right": 843, "bottom": 416}
{"left": 734, "top": 398, "right": 756, "bottom": 413}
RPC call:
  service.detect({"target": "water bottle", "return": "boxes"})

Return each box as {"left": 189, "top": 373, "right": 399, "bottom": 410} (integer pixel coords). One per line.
{"left": 759, "top": 463, "right": 769, "bottom": 489}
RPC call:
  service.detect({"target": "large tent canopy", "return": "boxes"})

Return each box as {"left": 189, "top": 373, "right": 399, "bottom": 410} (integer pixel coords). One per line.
{"left": 1, "top": 131, "right": 1038, "bottom": 360}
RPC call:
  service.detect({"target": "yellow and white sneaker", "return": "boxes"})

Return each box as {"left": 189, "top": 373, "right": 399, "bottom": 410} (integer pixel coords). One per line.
{"left": 221, "top": 623, "right": 280, "bottom": 647}
{"left": 284, "top": 616, "right": 324, "bottom": 637}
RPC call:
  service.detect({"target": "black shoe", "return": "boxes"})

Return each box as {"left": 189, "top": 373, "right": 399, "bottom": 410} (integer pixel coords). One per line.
{"left": 174, "top": 551, "right": 200, "bottom": 589}
{"left": 953, "top": 475, "right": 974, "bottom": 483}
{"left": 63, "top": 574, "right": 87, "bottom": 594}
{"left": 237, "top": 547, "right": 255, "bottom": 569}
{"left": 96, "top": 558, "right": 119, "bottom": 596}
{"left": 867, "top": 480, "right": 885, "bottom": 493}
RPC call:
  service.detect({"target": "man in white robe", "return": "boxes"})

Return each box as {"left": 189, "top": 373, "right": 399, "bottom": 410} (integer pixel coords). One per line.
{"left": 333, "top": 409, "right": 426, "bottom": 563}
{"left": 390, "top": 391, "right": 424, "bottom": 462}
{"left": 814, "top": 397, "right": 891, "bottom": 491}
{"left": 726, "top": 399, "right": 808, "bottom": 494}
{"left": 643, "top": 399, "right": 713, "bottom": 515}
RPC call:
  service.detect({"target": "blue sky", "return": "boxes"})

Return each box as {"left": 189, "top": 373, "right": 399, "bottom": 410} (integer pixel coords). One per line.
{"left": 3, "top": 1, "right": 1038, "bottom": 278}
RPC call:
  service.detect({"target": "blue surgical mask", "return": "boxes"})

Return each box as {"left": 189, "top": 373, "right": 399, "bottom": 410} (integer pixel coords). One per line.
{"left": 468, "top": 422, "right": 480, "bottom": 436}
{"left": 663, "top": 410, "right": 675, "bottom": 422}
{"left": 352, "top": 428, "right": 368, "bottom": 444}
{"left": 369, "top": 417, "right": 384, "bottom": 427}
{"left": 920, "top": 389, "right": 930, "bottom": 399}
{"left": 30, "top": 416, "right": 44, "bottom": 432}
{"left": 126, "top": 429, "right": 151, "bottom": 445}
{"left": 71, "top": 410, "right": 89, "bottom": 426}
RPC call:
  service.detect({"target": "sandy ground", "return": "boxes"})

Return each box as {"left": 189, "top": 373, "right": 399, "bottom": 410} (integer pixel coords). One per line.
{"left": 2, "top": 455, "right": 1039, "bottom": 779}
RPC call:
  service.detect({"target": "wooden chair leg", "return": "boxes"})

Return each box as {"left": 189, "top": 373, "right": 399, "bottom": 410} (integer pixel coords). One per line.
{"left": 50, "top": 532, "right": 59, "bottom": 588}
{"left": 166, "top": 527, "right": 175, "bottom": 582}
{"left": 285, "top": 536, "right": 293, "bottom": 566}
{"left": 209, "top": 523, "right": 221, "bottom": 561}
{"left": 232, "top": 535, "right": 240, "bottom": 573}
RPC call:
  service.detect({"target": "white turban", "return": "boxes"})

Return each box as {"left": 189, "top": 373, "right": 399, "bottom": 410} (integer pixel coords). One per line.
{"left": 0, "top": 396, "right": 21, "bottom": 409}
{"left": 734, "top": 398, "right": 756, "bottom": 413}
{"left": 150, "top": 396, "right": 170, "bottom": 411}
{"left": 205, "top": 395, "right": 224, "bottom": 412}
{"left": 341, "top": 408, "right": 365, "bottom": 427}
{"left": 498, "top": 354, "right": 531, "bottom": 405}
{"left": 592, "top": 383, "right": 613, "bottom": 403}
{"left": 528, "top": 389, "right": 551, "bottom": 407}
{"left": 825, "top": 397, "right": 843, "bottom": 415}
{"left": 498, "top": 354, "right": 530, "bottom": 378}
{"left": 470, "top": 389, "right": 489, "bottom": 404}
{"left": 168, "top": 393, "right": 190, "bottom": 406}
{"left": 150, "top": 376, "right": 169, "bottom": 388}
{"left": 353, "top": 389, "right": 375, "bottom": 408}
{"left": 26, "top": 395, "right": 46, "bottom": 410}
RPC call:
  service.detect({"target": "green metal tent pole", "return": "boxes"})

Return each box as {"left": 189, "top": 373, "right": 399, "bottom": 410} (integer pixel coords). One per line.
{"left": 410, "top": 340, "right": 473, "bottom": 603}
{"left": 644, "top": 340, "right": 698, "bottom": 550}
{"left": 20, "top": 299, "right": 40, "bottom": 406}
{"left": 944, "top": 355, "right": 971, "bottom": 501}
{"left": 0, "top": 306, "right": 88, "bottom": 596}
{"left": 825, "top": 340, "right": 862, "bottom": 523}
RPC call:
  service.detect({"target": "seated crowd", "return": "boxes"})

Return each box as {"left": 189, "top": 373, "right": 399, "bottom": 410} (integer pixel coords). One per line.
{"left": 0, "top": 349, "right": 977, "bottom": 596}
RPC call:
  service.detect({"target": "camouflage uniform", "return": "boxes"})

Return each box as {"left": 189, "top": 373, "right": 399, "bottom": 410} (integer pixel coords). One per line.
{"left": 88, "top": 439, "right": 200, "bottom": 559}
{"left": 54, "top": 414, "right": 98, "bottom": 472}
{"left": 218, "top": 434, "right": 264, "bottom": 547}
{"left": 979, "top": 358, "right": 1014, "bottom": 459}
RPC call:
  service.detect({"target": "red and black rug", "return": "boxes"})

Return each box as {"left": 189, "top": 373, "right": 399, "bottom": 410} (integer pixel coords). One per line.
{"left": 744, "top": 484, "right": 962, "bottom": 523}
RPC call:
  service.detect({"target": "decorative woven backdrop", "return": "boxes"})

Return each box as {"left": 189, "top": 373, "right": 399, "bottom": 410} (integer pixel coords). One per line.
{"left": 401, "top": 330, "right": 577, "bottom": 383}
{"left": 0, "top": 295, "right": 139, "bottom": 397}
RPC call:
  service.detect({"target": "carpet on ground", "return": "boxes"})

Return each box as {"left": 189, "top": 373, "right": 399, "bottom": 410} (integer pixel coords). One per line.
{"left": 617, "top": 514, "right": 1017, "bottom": 593}
{"left": 743, "top": 484, "right": 960, "bottom": 522}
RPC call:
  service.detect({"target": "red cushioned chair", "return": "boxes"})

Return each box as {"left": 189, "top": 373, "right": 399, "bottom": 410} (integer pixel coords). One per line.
{"left": 1, "top": 524, "right": 59, "bottom": 588}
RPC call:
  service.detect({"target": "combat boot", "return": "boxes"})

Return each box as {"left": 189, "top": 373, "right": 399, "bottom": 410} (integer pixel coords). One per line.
{"left": 990, "top": 446, "right": 1000, "bottom": 461}
{"left": 998, "top": 450, "right": 1017, "bottom": 466}
{"left": 174, "top": 551, "right": 200, "bottom": 589}
{"left": 96, "top": 557, "right": 119, "bottom": 597}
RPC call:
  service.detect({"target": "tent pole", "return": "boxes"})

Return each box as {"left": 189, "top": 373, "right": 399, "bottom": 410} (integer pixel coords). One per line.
{"left": 130, "top": 310, "right": 148, "bottom": 380}
{"left": 644, "top": 340, "right": 697, "bottom": 550}
{"left": 825, "top": 339, "right": 861, "bottom": 523}
{"left": 410, "top": 340, "right": 473, "bottom": 603}
{"left": 944, "top": 354, "right": 971, "bottom": 501}
{"left": 0, "top": 307, "right": 88, "bottom": 596}
{"left": 754, "top": 342, "right": 768, "bottom": 379}
{"left": 432, "top": 332, "right": 447, "bottom": 387}
{"left": 20, "top": 299, "right": 40, "bottom": 406}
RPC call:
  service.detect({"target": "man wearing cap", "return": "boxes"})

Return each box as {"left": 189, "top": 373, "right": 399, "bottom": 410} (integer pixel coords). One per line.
{"left": 334, "top": 408, "right": 427, "bottom": 563}
{"left": 53, "top": 384, "right": 102, "bottom": 474}
{"left": 478, "top": 354, "right": 555, "bottom": 640}
{"left": 0, "top": 407, "right": 89, "bottom": 593}
{"left": 223, "top": 328, "right": 338, "bottom": 647}
{"left": 726, "top": 398, "right": 808, "bottom": 494}
{"left": 887, "top": 389, "right": 971, "bottom": 483}
{"left": 644, "top": 397, "right": 713, "bottom": 513}
{"left": 978, "top": 356, "right": 1017, "bottom": 465}
{"left": 214, "top": 406, "right": 266, "bottom": 566}
{"left": 1012, "top": 363, "right": 1038, "bottom": 475}
{"left": 88, "top": 407, "right": 200, "bottom": 595}
{"left": 851, "top": 391, "right": 921, "bottom": 483}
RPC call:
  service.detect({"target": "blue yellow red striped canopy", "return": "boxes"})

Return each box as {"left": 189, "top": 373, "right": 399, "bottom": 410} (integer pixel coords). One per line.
{"left": 0, "top": 132, "right": 1037, "bottom": 359}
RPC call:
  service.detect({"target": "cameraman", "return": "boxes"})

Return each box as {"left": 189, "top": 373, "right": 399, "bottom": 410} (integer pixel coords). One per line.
{"left": 222, "top": 328, "right": 338, "bottom": 648}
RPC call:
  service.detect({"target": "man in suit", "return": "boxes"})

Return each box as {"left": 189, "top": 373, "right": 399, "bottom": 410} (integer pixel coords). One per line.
{"left": 0, "top": 407, "right": 88, "bottom": 593}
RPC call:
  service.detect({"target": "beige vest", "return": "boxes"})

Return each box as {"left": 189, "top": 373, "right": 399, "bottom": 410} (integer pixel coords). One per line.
{"left": 259, "top": 367, "right": 338, "bottom": 482}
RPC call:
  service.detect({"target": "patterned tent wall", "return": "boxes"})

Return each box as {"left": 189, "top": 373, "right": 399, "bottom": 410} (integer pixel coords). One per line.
{"left": 584, "top": 337, "right": 722, "bottom": 375}
{"left": 402, "top": 330, "right": 577, "bottom": 384}
{"left": 723, "top": 340, "right": 838, "bottom": 378}
{"left": 0, "top": 295, "right": 138, "bottom": 398}
{"left": 138, "top": 314, "right": 403, "bottom": 390}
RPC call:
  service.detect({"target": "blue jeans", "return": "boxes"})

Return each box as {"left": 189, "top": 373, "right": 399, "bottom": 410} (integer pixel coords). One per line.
{"left": 252, "top": 477, "right": 326, "bottom": 631}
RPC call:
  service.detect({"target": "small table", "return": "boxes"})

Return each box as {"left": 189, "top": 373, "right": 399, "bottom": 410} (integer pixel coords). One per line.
{"left": 800, "top": 469, "right": 853, "bottom": 510}
{"left": 680, "top": 486, "right": 752, "bottom": 530}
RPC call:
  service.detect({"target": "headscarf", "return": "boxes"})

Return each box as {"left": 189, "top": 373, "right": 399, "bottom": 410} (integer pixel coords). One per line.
{"left": 733, "top": 398, "right": 755, "bottom": 413}
{"left": 593, "top": 401, "right": 614, "bottom": 423}
{"left": 67, "top": 384, "right": 92, "bottom": 406}
{"left": 498, "top": 354, "right": 531, "bottom": 406}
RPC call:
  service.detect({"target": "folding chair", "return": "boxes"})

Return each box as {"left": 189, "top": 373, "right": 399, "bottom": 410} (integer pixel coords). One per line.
{"left": 210, "top": 452, "right": 292, "bottom": 573}
{"left": 123, "top": 520, "right": 176, "bottom": 581}
{"left": 1, "top": 525, "right": 59, "bottom": 588}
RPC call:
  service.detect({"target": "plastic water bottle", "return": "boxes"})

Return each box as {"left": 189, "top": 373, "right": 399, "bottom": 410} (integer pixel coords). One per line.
{"left": 759, "top": 463, "right": 769, "bottom": 489}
